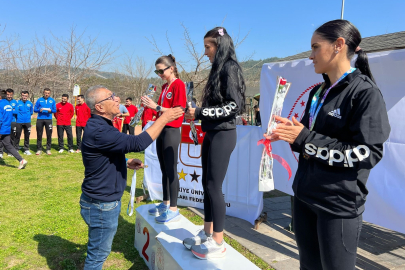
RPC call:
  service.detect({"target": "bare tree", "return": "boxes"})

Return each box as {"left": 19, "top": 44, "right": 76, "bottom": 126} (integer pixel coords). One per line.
{"left": 145, "top": 23, "right": 253, "bottom": 101}
{"left": 41, "top": 26, "right": 118, "bottom": 94}
{"left": 116, "top": 55, "right": 153, "bottom": 103}
{"left": 4, "top": 40, "right": 63, "bottom": 100}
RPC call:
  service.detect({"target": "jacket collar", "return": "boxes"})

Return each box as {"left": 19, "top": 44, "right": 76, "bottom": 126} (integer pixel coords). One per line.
{"left": 92, "top": 114, "right": 113, "bottom": 126}
{"left": 322, "top": 69, "right": 361, "bottom": 89}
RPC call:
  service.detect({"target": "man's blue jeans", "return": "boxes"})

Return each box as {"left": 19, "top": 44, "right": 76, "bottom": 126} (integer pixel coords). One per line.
{"left": 80, "top": 193, "right": 121, "bottom": 270}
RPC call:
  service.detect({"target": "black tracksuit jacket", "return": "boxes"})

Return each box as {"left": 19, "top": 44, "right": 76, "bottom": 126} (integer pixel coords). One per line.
{"left": 291, "top": 69, "right": 391, "bottom": 217}
{"left": 195, "top": 60, "right": 244, "bottom": 131}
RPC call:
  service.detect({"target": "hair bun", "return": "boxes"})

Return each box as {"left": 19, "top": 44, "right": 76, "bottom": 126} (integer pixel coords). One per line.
{"left": 168, "top": 54, "right": 176, "bottom": 63}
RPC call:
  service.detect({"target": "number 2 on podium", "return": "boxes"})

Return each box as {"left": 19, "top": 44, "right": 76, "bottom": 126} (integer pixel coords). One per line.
{"left": 142, "top": 227, "right": 150, "bottom": 261}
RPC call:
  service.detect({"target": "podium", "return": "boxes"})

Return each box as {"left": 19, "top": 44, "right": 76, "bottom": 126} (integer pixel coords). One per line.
{"left": 135, "top": 204, "right": 260, "bottom": 270}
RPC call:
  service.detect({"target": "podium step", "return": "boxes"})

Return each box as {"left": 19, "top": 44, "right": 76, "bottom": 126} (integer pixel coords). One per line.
{"left": 135, "top": 204, "right": 260, "bottom": 270}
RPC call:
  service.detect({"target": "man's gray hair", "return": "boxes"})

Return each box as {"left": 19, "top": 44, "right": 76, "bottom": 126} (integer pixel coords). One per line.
{"left": 85, "top": 85, "right": 109, "bottom": 113}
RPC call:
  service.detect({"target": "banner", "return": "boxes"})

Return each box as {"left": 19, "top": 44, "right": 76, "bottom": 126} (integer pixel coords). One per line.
{"left": 259, "top": 49, "right": 405, "bottom": 234}
{"left": 144, "top": 123, "right": 264, "bottom": 225}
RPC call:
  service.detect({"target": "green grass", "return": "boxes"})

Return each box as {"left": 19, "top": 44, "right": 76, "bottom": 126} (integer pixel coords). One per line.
{"left": 0, "top": 138, "right": 148, "bottom": 269}
{"left": 0, "top": 138, "right": 273, "bottom": 270}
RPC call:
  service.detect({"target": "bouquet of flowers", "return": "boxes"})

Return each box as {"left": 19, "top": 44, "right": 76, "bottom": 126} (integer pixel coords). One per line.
{"left": 258, "top": 77, "right": 291, "bottom": 192}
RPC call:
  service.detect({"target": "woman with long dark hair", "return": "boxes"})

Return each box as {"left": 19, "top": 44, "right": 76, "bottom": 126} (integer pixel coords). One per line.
{"left": 141, "top": 54, "right": 186, "bottom": 224}
{"left": 267, "top": 20, "right": 390, "bottom": 269}
{"left": 184, "top": 27, "right": 245, "bottom": 259}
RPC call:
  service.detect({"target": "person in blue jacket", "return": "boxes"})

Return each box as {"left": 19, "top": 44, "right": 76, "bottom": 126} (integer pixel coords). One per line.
{"left": 0, "top": 89, "right": 28, "bottom": 169}
{"left": 0, "top": 89, "right": 18, "bottom": 155}
{"left": 7, "top": 89, "right": 18, "bottom": 152}
{"left": 16, "top": 91, "right": 34, "bottom": 155}
{"left": 34, "top": 88, "right": 56, "bottom": 155}
{"left": 0, "top": 90, "right": 5, "bottom": 158}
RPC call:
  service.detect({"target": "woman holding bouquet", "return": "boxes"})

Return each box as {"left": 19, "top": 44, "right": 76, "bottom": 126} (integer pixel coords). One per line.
{"left": 266, "top": 20, "right": 390, "bottom": 269}
{"left": 184, "top": 27, "right": 246, "bottom": 259}
{"left": 141, "top": 54, "right": 186, "bottom": 224}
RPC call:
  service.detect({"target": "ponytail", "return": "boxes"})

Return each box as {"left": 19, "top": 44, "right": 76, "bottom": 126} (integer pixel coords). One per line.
{"left": 355, "top": 49, "right": 375, "bottom": 83}
{"left": 168, "top": 54, "right": 179, "bottom": 79}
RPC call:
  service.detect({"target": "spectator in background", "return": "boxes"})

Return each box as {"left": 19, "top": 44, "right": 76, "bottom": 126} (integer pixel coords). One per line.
{"left": 75, "top": 94, "right": 91, "bottom": 153}
{"left": 6, "top": 89, "right": 18, "bottom": 154}
{"left": 55, "top": 94, "right": 74, "bottom": 153}
{"left": 0, "top": 90, "right": 6, "bottom": 158}
{"left": 117, "top": 96, "right": 130, "bottom": 118}
{"left": 112, "top": 96, "right": 129, "bottom": 131}
{"left": 122, "top": 97, "right": 138, "bottom": 135}
{"left": 141, "top": 104, "right": 157, "bottom": 130}
{"left": 15, "top": 91, "right": 34, "bottom": 155}
{"left": 34, "top": 88, "right": 57, "bottom": 155}
{"left": 0, "top": 88, "right": 28, "bottom": 169}
{"left": 254, "top": 105, "right": 261, "bottom": 126}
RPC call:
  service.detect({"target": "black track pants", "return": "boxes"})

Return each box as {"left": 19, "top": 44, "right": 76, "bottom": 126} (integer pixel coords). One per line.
{"left": 57, "top": 125, "right": 73, "bottom": 150}
{"left": 122, "top": 124, "right": 134, "bottom": 135}
{"left": 293, "top": 196, "right": 362, "bottom": 270}
{"left": 36, "top": 119, "right": 53, "bottom": 151}
{"left": 156, "top": 126, "right": 181, "bottom": 207}
{"left": 15, "top": 123, "right": 31, "bottom": 151}
{"left": 76, "top": 126, "right": 84, "bottom": 150}
{"left": 10, "top": 122, "right": 18, "bottom": 149}
{"left": 201, "top": 129, "right": 236, "bottom": 232}
{"left": 0, "top": 135, "right": 23, "bottom": 162}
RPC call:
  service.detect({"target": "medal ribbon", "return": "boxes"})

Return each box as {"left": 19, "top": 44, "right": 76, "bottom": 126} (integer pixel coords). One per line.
{"left": 160, "top": 78, "right": 177, "bottom": 105}
{"left": 308, "top": 68, "right": 356, "bottom": 131}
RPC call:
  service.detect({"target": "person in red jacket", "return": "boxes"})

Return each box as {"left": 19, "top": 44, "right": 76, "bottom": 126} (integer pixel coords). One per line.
{"left": 75, "top": 94, "right": 91, "bottom": 153}
{"left": 141, "top": 54, "right": 186, "bottom": 224}
{"left": 122, "top": 97, "right": 138, "bottom": 135}
{"left": 141, "top": 104, "right": 157, "bottom": 129}
{"left": 55, "top": 94, "right": 74, "bottom": 153}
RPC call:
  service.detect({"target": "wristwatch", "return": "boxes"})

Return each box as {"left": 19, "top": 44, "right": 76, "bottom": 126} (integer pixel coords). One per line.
{"left": 156, "top": 105, "right": 162, "bottom": 112}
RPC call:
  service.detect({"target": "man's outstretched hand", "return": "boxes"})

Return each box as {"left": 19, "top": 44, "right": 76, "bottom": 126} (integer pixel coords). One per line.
{"left": 127, "top": 159, "right": 144, "bottom": 170}
{"left": 161, "top": 107, "right": 184, "bottom": 123}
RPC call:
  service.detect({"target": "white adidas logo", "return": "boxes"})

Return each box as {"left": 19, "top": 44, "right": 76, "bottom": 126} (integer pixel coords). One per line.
{"left": 328, "top": 108, "right": 342, "bottom": 119}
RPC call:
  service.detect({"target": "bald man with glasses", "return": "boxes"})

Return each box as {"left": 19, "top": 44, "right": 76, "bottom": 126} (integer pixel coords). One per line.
{"left": 79, "top": 85, "right": 184, "bottom": 269}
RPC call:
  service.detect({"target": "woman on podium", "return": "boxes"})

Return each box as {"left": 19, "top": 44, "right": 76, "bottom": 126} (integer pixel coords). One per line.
{"left": 184, "top": 27, "right": 246, "bottom": 259}
{"left": 141, "top": 54, "right": 186, "bottom": 224}
{"left": 267, "top": 20, "right": 390, "bottom": 269}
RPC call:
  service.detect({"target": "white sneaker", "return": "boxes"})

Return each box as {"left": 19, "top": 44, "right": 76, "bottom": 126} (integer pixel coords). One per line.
{"left": 0, "top": 154, "right": 3, "bottom": 159}
{"left": 8, "top": 153, "right": 14, "bottom": 157}
{"left": 24, "top": 150, "right": 32, "bottom": 155}
{"left": 58, "top": 149, "right": 64, "bottom": 153}
{"left": 68, "top": 149, "right": 74, "bottom": 153}
{"left": 76, "top": 149, "right": 81, "bottom": 153}
{"left": 191, "top": 237, "right": 227, "bottom": 260}
{"left": 36, "top": 151, "right": 42, "bottom": 155}
{"left": 183, "top": 229, "right": 211, "bottom": 250}
{"left": 18, "top": 159, "right": 28, "bottom": 170}
{"left": 46, "top": 150, "right": 52, "bottom": 155}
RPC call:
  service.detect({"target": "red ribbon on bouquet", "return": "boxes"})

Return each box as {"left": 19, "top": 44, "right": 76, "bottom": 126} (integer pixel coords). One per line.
{"left": 258, "top": 139, "right": 292, "bottom": 180}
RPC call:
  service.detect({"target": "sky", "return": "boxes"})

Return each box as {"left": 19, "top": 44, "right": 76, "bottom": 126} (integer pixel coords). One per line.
{"left": 1, "top": 0, "right": 404, "bottom": 74}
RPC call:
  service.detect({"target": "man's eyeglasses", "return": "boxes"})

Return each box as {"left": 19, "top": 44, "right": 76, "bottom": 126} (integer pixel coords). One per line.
{"left": 154, "top": 66, "right": 171, "bottom": 75}
{"left": 96, "top": 93, "right": 116, "bottom": 104}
